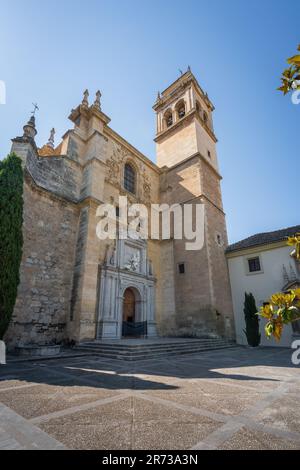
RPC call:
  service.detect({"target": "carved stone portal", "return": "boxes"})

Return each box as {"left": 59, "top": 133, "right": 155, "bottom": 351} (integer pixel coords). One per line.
{"left": 97, "top": 238, "right": 157, "bottom": 339}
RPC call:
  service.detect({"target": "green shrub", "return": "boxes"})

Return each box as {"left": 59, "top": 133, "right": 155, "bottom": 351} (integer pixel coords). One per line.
{"left": 244, "top": 292, "right": 261, "bottom": 347}
{"left": 0, "top": 153, "right": 24, "bottom": 339}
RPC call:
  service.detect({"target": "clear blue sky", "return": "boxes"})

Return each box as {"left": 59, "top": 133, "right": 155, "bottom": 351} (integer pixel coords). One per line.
{"left": 0, "top": 0, "right": 299, "bottom": 243}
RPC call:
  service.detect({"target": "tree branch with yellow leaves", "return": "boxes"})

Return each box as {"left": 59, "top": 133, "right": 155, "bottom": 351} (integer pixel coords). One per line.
{"left": 258, "top": 235, "right": 300, "bottom": 342}
{"left": 258, "top": 46, "right": 300, "bottom": 342}
{"left": 278, "top": 44, "right": 300, "bottom": 95}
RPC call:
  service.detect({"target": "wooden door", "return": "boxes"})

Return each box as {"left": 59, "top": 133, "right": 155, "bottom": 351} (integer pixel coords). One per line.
{"left": 123, "top": 288, "right": 135, "bottom": 323}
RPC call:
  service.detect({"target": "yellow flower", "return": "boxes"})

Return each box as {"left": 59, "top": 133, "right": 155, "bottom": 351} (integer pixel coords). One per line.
{"left": 287, "top": 236, "right": 298, "bottom": 246}
{"left": 287, "top": 233, "right": 300, "bottom": 260}
{"left": 271, "top": 293, "right": 287, "bottom": 306}
{"left": 260, "top": 303, "right": 273, "bottom": 319}
{"left": 294, "top": 289, "right": 300, "bottom": 300}
{"left": 283, "top": 291, "right": 296, "bottom": 306}
{"left": 271, "top": 291, "right": 296, "bottom": 307}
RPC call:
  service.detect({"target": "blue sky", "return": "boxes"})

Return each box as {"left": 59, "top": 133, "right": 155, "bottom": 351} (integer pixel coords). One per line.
{"left": 0, "top": 0, "right": 299, "bottom": 243}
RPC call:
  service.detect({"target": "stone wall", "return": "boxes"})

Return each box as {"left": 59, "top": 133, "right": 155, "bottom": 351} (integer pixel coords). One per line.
{"left": 26, "top": 146, "right": 82, "bottom": 202}
{"left": 5, "top": 173, "right": 79, "bottom": 349}
{"left": 156, "top": 153, "right": 235, "bottom": 339}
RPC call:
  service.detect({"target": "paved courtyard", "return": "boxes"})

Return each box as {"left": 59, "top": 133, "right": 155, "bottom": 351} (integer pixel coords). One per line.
{"left": 0, "top": 346, "right": 299, "bottom": 450}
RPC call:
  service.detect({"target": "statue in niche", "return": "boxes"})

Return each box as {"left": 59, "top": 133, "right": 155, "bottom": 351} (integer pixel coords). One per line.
{"left": 148, "top": 259, "right": 153, "bottom": 276}
{"left": 109, "top": 248, "right": 116, "bottom": 266}
{"left": 124, "top": 252, "right": 140, "bottom": 272}
{"left": 105, "top": 243, "right": 116, "bottom": 266}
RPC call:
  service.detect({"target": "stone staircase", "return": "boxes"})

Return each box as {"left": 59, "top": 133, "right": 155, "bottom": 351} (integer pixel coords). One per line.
{"left": 75, "top": 337, "right": 236, "bottom": 361}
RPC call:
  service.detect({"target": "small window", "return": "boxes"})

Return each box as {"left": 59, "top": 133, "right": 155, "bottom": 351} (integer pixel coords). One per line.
{"left": 178, "top": 107, "right": 185, "bottom": 119}
{"left": 178, "top": 105, "right": 185, "bottom": 119}
{"left": 248, "top": 257, "right": 261, "bottom": 273}
{"left": 116, "top": 206, "right": 120, "bottom": 218}
{"left": 208, "top": 150, "right": 211, "bottom": 159}
{"left": 164, "top": 110, "right": 173, "bottom": 128}
{"left": 124, "top": 163, "right": 136, "bottom": 194}
{"left": 176, "top": 100, "right": 186, "bottom": 120}
{"left": 203, "top": 111, "right": 208, "bottom": 124}
{"left": 178, "top": 263, "right": 185, "bottom": 274}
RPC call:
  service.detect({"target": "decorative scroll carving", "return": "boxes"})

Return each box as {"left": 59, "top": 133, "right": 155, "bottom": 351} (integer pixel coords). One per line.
{"left": 106, "top": 154, "right": 120, "bottom": 187}
{"left": 106, "top": 143, "right": 152, "bottom": 204}
{"left": 142, "top": 169, "right": 151, "bottom": 203}
{"left": 106, "top": 143, "right": 128, "bottom": 188}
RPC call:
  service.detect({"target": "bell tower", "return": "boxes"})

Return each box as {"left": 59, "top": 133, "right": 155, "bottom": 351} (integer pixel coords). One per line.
{"left": 154, "top": 69, "right": 218, "bottom": 170}
{"left": 154, "top": 70, "right": 235, "bottom": 340}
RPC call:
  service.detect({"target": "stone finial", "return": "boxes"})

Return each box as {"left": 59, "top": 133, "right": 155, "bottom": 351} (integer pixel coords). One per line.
{"left": 187, "top": 65, "right": 191, "bottom": 72}
{"left": 93, "top": 90, "right": 102, "bottom": 110}
{"left": 82, "top": 89, "right": 89, "bottom": 107}
{"left": 23, "top": 115, "right": 37, "bottom": 139}
{"left": 47, "top": 128, "right": 55, "bottom": 149}
{"left": 157, "top": 91, "right": 161, "bottom": 102}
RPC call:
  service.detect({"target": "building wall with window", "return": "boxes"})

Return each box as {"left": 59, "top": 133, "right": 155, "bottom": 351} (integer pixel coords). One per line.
{"left": 227, "top": 241, "right": 299, "bottom": 347}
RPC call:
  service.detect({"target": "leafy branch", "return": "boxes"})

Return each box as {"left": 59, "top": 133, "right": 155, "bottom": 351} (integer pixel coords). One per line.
{"left": 258, "top": 235, "right": 300, "bottom": 342}
{"left": 278, "top": 44, "right": 300, "bottom": 95}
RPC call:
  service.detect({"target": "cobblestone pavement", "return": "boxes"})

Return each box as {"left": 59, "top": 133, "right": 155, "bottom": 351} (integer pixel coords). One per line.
{"left": 0, "top": 346, "right": 299, "bottom": 450}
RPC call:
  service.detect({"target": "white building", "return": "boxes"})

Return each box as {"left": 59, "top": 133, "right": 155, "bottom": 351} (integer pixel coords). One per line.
{"left": 227, "top": 225, "right": 300, "bottom": 348}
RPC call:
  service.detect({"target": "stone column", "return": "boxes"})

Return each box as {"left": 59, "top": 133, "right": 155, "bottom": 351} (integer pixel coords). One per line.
{"left": 69, "top": 201, "right": 102, "bottom": 343}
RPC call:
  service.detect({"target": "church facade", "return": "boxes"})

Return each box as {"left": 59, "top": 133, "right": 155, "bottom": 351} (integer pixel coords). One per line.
{"left": 5, "top": 71, "right": 235, "bottom": 348}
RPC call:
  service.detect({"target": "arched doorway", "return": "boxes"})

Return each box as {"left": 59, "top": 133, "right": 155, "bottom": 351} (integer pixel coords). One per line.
{"left": 123, "top": 288, "right": 136, "bottom": 324}
{"left": 122, "top": 287, "right": 147, "bottom": 338}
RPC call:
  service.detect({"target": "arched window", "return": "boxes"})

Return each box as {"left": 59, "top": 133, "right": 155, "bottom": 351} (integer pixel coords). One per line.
{"left": 164, "top": 109, "right": 173, "bottom": 128}
{"left": 176, "top": 100, "right": 186, "bottom": 119}
{"left": 124, "top": 163, "right": 136, "bottom": 194}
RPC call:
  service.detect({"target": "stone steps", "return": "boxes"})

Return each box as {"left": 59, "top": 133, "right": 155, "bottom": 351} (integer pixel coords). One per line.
{"left": 75, "top": 338, "right": 236, "bottom": 361}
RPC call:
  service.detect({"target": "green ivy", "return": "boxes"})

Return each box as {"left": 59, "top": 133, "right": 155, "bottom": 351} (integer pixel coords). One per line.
{"left": 0, "top": 153, "right": 24, "bottom": 339}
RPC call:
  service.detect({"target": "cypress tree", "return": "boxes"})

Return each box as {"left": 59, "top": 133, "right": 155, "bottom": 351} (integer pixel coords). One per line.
{"left": 244, "top": 292, "right": 261, "bottom": 347}
{"left": 0, "top": 153, "right": 24, "bottom": 339}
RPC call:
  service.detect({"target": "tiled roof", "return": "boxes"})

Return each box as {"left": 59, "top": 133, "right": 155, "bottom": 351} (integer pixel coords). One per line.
{"left": 38, "top": 143, "right": 63, "bottom": 157}
{"left": 226, "top": 225, "right": 300, "bottom": 254}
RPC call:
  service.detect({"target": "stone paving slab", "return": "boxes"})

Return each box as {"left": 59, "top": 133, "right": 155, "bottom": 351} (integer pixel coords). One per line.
{"left": 0, "top": 347, "right": 299, "bottom": 450}
{"left": 0, "top": 403, "right": 65, "bottom": 449}
{"left": 0, "top": 382, "right": 118, "bottom": 420}
{"left": 220, "top": 427, "right": 300, "bottom": 450}
{"left": 39, "top": 397, "right": 221, "bottom": 450}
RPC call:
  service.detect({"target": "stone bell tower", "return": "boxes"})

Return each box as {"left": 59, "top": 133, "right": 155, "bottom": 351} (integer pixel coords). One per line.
{"left": 154, "top": 69, "right": 235, "bottom": 339}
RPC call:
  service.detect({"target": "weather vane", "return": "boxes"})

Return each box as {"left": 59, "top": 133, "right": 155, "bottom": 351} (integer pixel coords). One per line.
{"left": 31, "top": 102, "right": 39, "bottom": 116}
